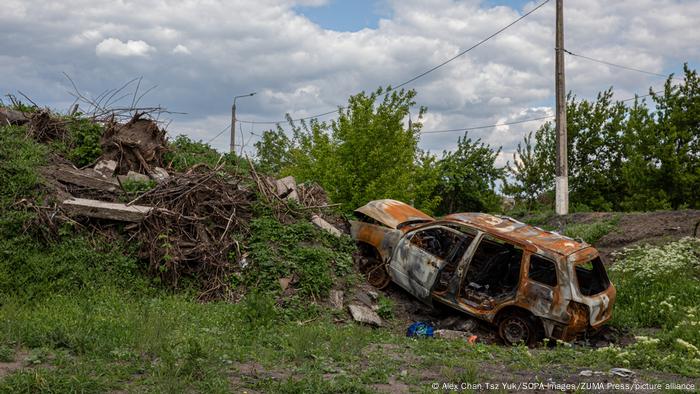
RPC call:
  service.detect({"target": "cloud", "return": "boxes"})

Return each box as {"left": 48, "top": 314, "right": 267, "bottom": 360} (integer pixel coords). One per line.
{"left": 95, "top": 38, "right": 155, "bottom": 57}
{"left": 172, "top": 44, "right": 191, "bottom": 55}
{"left": 1, "top": 0, "right": 698, "bottom": 162}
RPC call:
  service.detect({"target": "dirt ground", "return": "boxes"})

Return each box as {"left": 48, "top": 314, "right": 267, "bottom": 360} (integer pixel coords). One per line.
{"left": 545, "top": 210, "right": 700, "bottom": 260}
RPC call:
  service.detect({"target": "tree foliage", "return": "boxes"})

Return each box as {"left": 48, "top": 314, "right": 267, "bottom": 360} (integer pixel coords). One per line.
{"left": 256, "top": 87, "right": 441, "bottom": 213}
{"left": 506, "top": 64, "right": 700, "bottom": 211}
{"left": 435, "top": 133, "right": 504, "bottom": 213}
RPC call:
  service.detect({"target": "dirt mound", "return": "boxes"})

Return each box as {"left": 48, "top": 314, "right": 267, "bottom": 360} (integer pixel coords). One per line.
{"left": 100, "top": 113, "right": 167, "bottom": 175}
{"left": 545, "top": 210, "right": 700, "bottom": 258}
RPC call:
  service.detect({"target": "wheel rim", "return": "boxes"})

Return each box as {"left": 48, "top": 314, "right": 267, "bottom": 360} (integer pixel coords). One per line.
{"left": 502, "top": 317, "right": 529, "bottom": 345}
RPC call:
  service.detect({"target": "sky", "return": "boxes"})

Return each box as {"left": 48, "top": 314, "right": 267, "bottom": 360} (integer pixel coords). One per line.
{"left": 1, "top": 0, "right": 699, "bottom": 167}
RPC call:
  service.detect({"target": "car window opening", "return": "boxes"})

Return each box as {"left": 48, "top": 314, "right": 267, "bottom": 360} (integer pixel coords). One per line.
{"left": 576, "top": 257, "right": 610, "bottom": 296}
{"left": 409, "top": 227, "right": 467, "bottom": 261}
{"left": 529, "top": 255, "right": 558, "bottom": 287}
{"left": 433, "top": 233, "right": 475, "bottom": 293}
{"left": 460, "top": 236, "right": 523, "bottom": 307}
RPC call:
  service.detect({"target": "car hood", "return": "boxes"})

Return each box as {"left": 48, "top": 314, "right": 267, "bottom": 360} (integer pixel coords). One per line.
{"left": 354, "top": 199, "right": 433, "bottom": 229}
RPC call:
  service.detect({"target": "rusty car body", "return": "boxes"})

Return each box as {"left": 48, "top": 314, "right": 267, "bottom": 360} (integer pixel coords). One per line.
{"left": 350, "top": 199, "right": 616, "bottom": 345}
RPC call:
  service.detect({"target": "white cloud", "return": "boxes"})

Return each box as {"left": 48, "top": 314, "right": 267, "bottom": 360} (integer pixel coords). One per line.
{"left": 172, "top": 44, "right": 191, "bottom": 55}
{"left": 1, "top": 0, "right": 698, "bottom": 160}
{"left": 95, "top": 38, "right": 155, "bottom": 57}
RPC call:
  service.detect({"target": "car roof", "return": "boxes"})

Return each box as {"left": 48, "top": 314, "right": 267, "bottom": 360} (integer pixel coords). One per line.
{"left": 442, "top": 212, "right": 589, "bottom": 257}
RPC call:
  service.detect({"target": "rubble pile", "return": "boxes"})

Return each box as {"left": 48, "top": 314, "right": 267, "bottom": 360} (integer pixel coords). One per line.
{"left": 26, "top": 111, "right": 346, "bottom": 300}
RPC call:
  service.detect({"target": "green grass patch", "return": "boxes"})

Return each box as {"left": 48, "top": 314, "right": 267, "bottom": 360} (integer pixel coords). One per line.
{"left": 562, "top": 215, "right": 619, "bottom": 243}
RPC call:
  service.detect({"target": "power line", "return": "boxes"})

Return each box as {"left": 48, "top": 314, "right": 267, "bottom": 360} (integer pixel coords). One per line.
{"left": 563, "top": 49, "right": 670, "bottom": 78}
{"left": 206, "top": 124, "right": 231, "bottom": 145}
{"left": 418, "top": 88, "right": 667, "bottom": 135}
{"left": 235, "top": 0, "right": 551, "bottom": 126}
{"left": 392, "top": 0, "right": 551, "bottom": 91}
{"left": 420, "top": 115, "right": 553, "bottom": 134}
{"left": 236, "top": 108, "right": 339, "bottom": 125}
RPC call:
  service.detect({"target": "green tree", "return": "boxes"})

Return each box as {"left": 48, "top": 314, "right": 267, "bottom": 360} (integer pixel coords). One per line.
{"left": 566, "top": 89, "right": 627, "bottom": 211}
{"left": 256, "top": 87, "right": 441, "bottom": 213}
{"left": 254, "top": 125, "right": 293, "bottom": 176}
{"left": 648, "top": 64, "right": 700, "bottom": 209}
{"left": 434, "top": 133, "right": 504, "bottom": 214}
{"left": 503, "top": 122, "right": 555, "bottom": 209}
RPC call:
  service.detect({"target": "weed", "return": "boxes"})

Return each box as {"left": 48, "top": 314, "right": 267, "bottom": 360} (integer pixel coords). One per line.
{"left": 376, "top": 294, "right": 395, "bottom": 320}
{"left": 121, "top": 178, "right": 157, "bottom": 195}
{"left": 0, "top": 344, "right": 14, "bottom": 362}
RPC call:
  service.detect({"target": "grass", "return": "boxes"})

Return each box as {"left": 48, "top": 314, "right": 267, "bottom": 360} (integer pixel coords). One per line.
{"left": 562, "top": 215, "right": 620, "bottom": 243}
{"left": 1, "top": 122, "right": 699, "bottom": 391}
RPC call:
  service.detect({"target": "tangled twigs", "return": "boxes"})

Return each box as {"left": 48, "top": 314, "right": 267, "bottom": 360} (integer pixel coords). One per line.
{"left": 135, "top": 170, "right": 255, "bottom": 300}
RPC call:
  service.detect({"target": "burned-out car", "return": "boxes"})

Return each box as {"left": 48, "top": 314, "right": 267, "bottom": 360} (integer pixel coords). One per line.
{"left": 350, "top": 199, "right": 615, "bottom": 345}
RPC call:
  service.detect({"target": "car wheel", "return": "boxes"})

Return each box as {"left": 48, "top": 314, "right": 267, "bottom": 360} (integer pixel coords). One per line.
{"left": 498, "top": 314, "right": 539, "bottom": 346}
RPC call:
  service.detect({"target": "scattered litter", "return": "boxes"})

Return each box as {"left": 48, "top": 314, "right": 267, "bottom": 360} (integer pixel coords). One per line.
{"left": 348, "top": 304, "right": 382, "bottom": 327}
{"left": 579, "top": 370, "right": 593, "bottom": 377}
{"left": 406, "top": 322, "right": 434, "bottom": 338}
{"left": 610, "top": 368, "right": 635, "bottom": 378}
{"left": 279, "top": 277, "right": 292, "bottom": 291}
{"left": 468, "top": 335, "right": 478, "bottom": 344}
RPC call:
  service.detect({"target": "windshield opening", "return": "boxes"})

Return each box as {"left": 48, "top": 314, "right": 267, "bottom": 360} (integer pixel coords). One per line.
{"left": 575, "top": 257, "right": 610, "bottom": 296}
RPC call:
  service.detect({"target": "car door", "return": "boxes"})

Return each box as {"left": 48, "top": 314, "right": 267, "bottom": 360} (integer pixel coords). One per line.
{"left": 521, "top": 253, "right": 559, "bottom": 315}
{"left": 389, "top": 225, "right": 464, "bottom": 303}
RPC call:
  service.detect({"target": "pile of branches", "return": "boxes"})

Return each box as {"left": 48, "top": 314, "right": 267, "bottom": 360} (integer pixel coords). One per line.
{"left": 133, "top": 169, "right": 256, "bottom": 301}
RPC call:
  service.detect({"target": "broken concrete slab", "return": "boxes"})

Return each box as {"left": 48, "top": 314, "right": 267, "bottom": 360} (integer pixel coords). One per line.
{"left": 275, "top": 176, "right": 298, "bottom": 201}
{"left": 62, "top": 198, "right": 153, "bottom": 222}
{"left": 311, "top": 214, "right": 342, "bottom": 237}
{"left": 353, "top": 291, "right": 374, "bottom": 308}
{"left": 330, "top": 290, "right": 344, "bottom": 309}
{"left": 43, "top": 164, "right": 120, "bottom": 192}
{"left": 348, "top": 304, "right": 382, "bottom": 327}
{"left": 93, "top": 160, "right": 117, "bottom": 178}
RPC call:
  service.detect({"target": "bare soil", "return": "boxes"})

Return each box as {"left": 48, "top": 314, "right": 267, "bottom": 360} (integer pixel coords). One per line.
{"left": 544, "top": 210, "right": 700, "bottom": 260}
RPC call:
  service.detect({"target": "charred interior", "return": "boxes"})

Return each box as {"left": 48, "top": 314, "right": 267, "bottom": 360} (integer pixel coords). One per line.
{"left": 460, "top": 236, "right": 523, "bottom": 306}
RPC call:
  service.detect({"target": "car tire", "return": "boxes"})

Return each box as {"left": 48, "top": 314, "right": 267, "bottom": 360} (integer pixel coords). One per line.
{"left": 498, "top": 313, "right": 540, "bottom": 347}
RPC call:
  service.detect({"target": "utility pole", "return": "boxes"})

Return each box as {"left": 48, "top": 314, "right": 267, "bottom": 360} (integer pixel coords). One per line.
{"left": 555, "top": 0, "right": 568, "bottom": 215}
{"left": 231, "top": 92, "right": 256, "bottom": 154}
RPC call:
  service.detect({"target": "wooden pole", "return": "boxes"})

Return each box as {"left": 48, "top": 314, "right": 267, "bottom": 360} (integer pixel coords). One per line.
{"left": 555, "top": 0, "right": 569, "bottom": 215}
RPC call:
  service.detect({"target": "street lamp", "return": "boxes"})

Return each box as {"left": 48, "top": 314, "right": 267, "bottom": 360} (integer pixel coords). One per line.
{"left": 231, "top": 92, "right": 256, "bottom": 154}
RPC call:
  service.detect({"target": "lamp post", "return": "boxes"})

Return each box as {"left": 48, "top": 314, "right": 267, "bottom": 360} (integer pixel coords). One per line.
{"left": 231, "top": 92, "right": 256, "bottom": 154}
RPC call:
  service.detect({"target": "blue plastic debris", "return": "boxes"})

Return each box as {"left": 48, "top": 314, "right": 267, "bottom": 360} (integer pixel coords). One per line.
{"left": 406, "top": 322, "right": 434, "bottom": 338}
